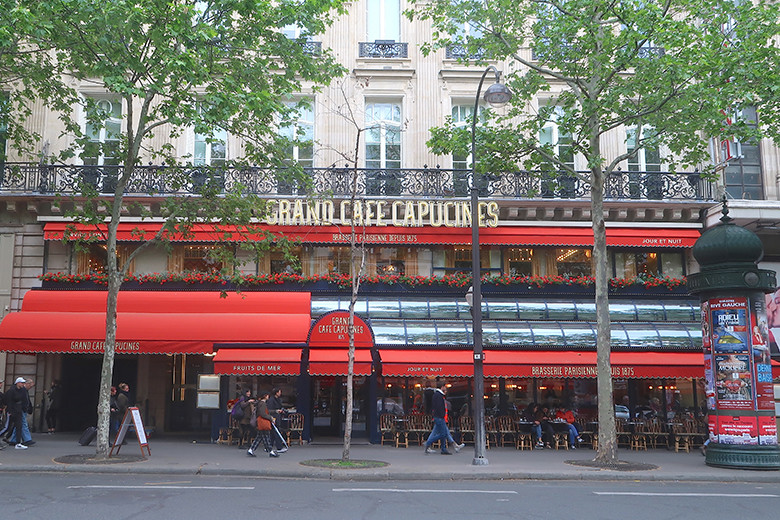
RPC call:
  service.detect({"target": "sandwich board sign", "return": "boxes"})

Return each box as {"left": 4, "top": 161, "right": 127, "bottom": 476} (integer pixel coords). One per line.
{"left": 110, "top": 406, "right": 151, "bottom": 457}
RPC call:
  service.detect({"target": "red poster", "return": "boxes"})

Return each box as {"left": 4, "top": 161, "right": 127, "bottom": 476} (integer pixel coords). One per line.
{"left": 758, "top": 416, "right": 778, "bottom": 446}
{"left": 716, "top": 415, "right": 758, "bottom": 445}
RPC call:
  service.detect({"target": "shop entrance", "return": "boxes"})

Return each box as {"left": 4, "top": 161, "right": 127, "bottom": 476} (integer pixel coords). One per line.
{"left": 58, "top": 354, "right": 138, "bottom": 432}
{"left": 312, "top": 376, "right": 369, "bottom": 438}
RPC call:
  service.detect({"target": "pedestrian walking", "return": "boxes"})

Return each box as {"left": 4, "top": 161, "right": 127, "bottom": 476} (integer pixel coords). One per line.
{"left": 267, "top": 387, "right": 288, "bottom": 453}
{"left": 247, "top": 391, "right": 278, "bottom": 458}
{"left": 423, "top": 382, "right": 463, "bottom": 455}
{"left": 4, "top": 377, "right": 33, "bottom": 449}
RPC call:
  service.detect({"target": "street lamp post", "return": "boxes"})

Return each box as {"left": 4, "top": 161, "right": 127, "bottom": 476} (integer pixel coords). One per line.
{"left": 467, "top": 65, "right": 512, "bottom": 466}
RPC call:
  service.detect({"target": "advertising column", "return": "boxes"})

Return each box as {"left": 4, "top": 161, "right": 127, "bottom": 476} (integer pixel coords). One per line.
{"left": 703, "top": 297, "right": 776, "bottom": 447}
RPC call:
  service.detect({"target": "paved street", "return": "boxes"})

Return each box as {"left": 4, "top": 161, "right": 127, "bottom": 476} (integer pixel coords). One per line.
{"left": 1, "top": 472, "right": 777, "bottom": 520}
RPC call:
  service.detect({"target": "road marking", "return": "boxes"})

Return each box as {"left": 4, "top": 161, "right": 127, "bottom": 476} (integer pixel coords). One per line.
{"left": 334, "top": 488, "right": 517, "bottom": 494}
{"left": 594, "top": 492, "right": 778, "bottom": 498}
{"left": 69, "top": 485, "right": 254, "bottom": 490}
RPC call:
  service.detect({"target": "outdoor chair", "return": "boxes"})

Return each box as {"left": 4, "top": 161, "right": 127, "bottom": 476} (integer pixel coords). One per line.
{"left": 496, "top": 416, "right": 517, "bottom": 447}
{"left": 285, "top": 413, "right": 305, "bottom": 445}
{"left": 379, "top": 413, "right": 395, "bottom": 446}
{"left": 629, "top": 421, "right": 648, "bottom": 451}
{"left": 459, "top": 415, "right": 475, "bottom": 445}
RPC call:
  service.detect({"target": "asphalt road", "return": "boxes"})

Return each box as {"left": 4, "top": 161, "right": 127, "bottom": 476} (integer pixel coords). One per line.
{"left": 4, "top": 472, "right": 779, "bottom": 520}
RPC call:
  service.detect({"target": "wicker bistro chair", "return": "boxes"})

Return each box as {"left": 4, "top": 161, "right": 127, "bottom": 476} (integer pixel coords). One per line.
{"left": 459, "top": 415, "right": 475, "bottom": 445}
{"left": 615, "top": 419, "right": 632, "bottom": 448}
{"left": 551, "top": 422, "right": 570, "bottom": 450}
{"left": 644, "top": 418, "right": 667, "bottom": 449}
{"left": 515, "top": 421, "right": 534, "bottom": 450}
{"left": 496, "top": 416, "right": 517, "bottom": 447}
{"left": 629, "top": 420, "right": 648, "bottom": 451}
{"left": 485, "top": 416, "right": 499, "bottom": 449}
{"left": 674, "top": 418, "right": 708, "bottom": 453}
{"left": 285, "top": 413, "right": 305, "bottom": 446}
{"left": 379, "top": 414, "right": 395, "bottom": 446}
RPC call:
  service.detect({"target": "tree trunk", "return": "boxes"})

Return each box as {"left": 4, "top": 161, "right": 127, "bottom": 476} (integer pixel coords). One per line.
{"left": 591, "top": 161, "right": 617, "bottom": 464}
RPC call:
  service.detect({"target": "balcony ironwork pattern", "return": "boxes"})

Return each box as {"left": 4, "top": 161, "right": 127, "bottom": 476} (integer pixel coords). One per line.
{"left": 445, "top": 45, "right": 488, "bottom": 60}
{"left": 0, "top": 163, "right": 714, "bottom": 201}
{"left": 358, "top": 41, "right": 408, "bottom": 58}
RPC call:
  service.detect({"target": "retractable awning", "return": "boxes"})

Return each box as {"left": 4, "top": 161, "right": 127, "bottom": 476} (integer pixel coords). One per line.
{"left": 0, "top": 290, "right": 312, "bottom": 355}
{"left": 43, "top": 222, "right": 700, "bottom": 248}
{"left": 213, "top": 348, "right": 304, "bottom": 376}
{"left": 307, "top": 349, "right": 374, "bottom": 376}
{"left": 377, "top": 349, "right": 707, "bottom": 379}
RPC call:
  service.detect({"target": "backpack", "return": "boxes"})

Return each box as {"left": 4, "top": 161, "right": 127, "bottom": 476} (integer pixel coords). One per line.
{"left": 231, "top": 398, "right": 244, "bottom": 420}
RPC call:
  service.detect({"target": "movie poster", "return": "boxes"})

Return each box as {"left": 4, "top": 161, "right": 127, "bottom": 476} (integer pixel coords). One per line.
{"left": 710, "top": 297, "right": 749, "bottom": 353}
{"left": 714, "top": 354, "right": 753, "bottom": 410}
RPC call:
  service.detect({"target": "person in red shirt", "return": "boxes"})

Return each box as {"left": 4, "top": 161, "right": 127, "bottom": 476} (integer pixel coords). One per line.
{"left": 555, "top": 407, "right": 583, "bottom": 449}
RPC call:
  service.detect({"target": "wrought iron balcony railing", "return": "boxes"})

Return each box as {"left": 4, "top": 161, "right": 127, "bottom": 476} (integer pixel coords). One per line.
{"left": 445, "top": 44, "right": 488, "bottom": 61}
{"left": 358, "top": 41, "right": 409, "bottom": 58}
{"left": 0, "top": 162, "right": 714, "bottom": 201}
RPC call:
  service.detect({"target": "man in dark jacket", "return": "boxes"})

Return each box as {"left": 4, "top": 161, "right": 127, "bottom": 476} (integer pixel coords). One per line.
{"left": 423, "top": 382, "right": 454, "bottom": 455}
{"left": 266, "top": 388, "right": 288, "bottom": 453}
{"left": 4, "top": 377, "right": 32, "bottom": 449}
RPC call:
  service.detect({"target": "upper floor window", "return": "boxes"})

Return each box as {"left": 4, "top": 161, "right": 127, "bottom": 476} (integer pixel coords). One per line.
{"left": 367, "top": 0, "right": 400, "bottom": 42}
{"left": 194, "top": 104, "right": 227, "bottom": 166}
{"left": 626, "top": 126, "right": 661, "bottom": 172}
{"left": 451, "top": 104, "right": 476, "bottom": 172}
{"left": 82, "top": 97, "right": 122, "bottom": 166}
{"left": 446, "top": 20, "right": 485, "bottom": 60}
{"left": 366, "top": 102, "right": 401, "bottom": 170}
{"left": 539, "top": 107, "right": 574, "bottom": 171}
{"left": 280, "top": 101, "right": 314, "bottom": 169}
{"left": 724, "top": 106, "right": 763, "bottom": 200}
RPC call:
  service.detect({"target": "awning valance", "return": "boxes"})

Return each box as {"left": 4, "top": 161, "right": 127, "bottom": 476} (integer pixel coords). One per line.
{"left": 43, "top": 222, "right": 699, "bottom": 248}
{"left": 213, "top": 348, "right": 303, "bottom": 376}
{"left": 0, "top": 291, "right": 311, "bottom": 355}
{"left": 307, "top": 349, "right": 374, "bottom": 376}
{"left": 378, "top": 349, "right": 707, "bottom": 379}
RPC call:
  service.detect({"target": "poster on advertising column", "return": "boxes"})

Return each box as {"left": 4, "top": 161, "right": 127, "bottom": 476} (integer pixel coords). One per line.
{"left": 767, "top": 287, "right": 780, "bottom": 357}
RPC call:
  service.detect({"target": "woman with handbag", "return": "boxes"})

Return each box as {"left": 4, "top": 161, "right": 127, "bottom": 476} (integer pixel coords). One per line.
{"left": 247, "top": 391, "right": 278, "bottom": 458}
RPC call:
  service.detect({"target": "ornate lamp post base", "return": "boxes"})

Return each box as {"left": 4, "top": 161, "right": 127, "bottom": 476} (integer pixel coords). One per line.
{"left": 705, "top": 443, "right": 780, "bottom": 470}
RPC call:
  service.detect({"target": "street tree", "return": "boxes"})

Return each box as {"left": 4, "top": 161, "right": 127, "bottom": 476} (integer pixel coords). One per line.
{"left": 409, "top": 0, "right": 780, "bottom": 464}
{"left": 18, "top": 0, "right": 346, "bottom": 458}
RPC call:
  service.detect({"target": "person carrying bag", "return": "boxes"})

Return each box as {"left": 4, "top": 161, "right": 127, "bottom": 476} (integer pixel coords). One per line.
{"left": 246, "top": 392, "right": 278, "bottom": 458}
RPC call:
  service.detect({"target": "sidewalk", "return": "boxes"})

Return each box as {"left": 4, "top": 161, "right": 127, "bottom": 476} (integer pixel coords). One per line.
{"left": 1, "top": 433, "right": 779, "bottom": 482}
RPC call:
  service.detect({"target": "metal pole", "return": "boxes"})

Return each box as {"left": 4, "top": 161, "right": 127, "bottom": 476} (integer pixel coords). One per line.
{"left": 470, "top": 66, "right": 498, "bottom": 466}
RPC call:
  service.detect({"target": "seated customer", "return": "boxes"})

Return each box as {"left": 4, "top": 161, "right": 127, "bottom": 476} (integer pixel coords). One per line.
{"left": 556, "top": 407, "right": 584, "bottom": 449}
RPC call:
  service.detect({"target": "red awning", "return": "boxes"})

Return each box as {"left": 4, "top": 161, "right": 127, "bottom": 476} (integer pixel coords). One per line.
{"left": 0, "top": 291, "right": 311, "bottom": 355}
{"left": 43, "top": 222, "right": 699, "bottom": 248}
{"left": 484, "top": 351, "right": 705, "bottom": 379}
{"left": 380, "top": 349, "right": 474, "bottom": 377}
{"left": 307, "top": 349, "right": 374, "bottom": 376}
{"left": 213, "top": 348, "right": 302, "bottom": 376}
{"left": 378, "top": 349, "right": 707, "bottom": 379}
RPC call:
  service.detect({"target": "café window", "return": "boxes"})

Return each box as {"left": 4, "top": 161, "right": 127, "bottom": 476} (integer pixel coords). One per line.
{"left": 507, "top": 248, "right": 533, "bottom": 276}
{"left": 367, "top": 247, "right": 416, "bottom": 276}
{"left": 613, "top": 250, "right": 685, "bottom": 278}
{"left": 303, "top": 246, "right": 351, "bottom": 276}
{"left": 76, "top": 244, "right": 134, "bottom": 275}
{"left": 432, "top": 246, "right": 501, "bottom": 276}
{"left": 268, "top": 247, "right": 302, "bottom": 274}
{"left": 168, "top": 245, "right": 224, "bottom": 273}
{"left": 555, "top": 248, "right": 592, "bottom": 277}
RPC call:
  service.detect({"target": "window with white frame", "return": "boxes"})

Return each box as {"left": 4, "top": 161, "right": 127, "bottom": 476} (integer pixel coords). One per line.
{"left": 539, "top": 107, "right": 574, "bottom": 170}
{"left": 451, "top": 103, "right": 486, "bottom": 196}
{"left": 626, "top": 126, "right": 661, "bottom": 172}
{"left": 280, "top": 101, "right": 314, "bottom": 168}
{"left": 277, "top": 101, "right": 314, "bottom": 195}
{"left": 365, "top": 102, "right": 402, "bottom": 195}
{"left": 724, "top": 106, "right": 763, "bottom": 200}
{"left": 194, "top": 104, "right": 227, "bottom": 166}
{"left": 367, "top": 0, "right": 400, "bottom": 41}
{"left": 82, "top": 97, "right": 122, "bottom": 166}
{"left": 447, "top": 19, "right": 484, "bottom": 59}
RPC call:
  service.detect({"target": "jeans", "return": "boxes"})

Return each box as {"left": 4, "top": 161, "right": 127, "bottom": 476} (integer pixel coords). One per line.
{"left": 425, "top": 418, "right": 451, "bottom": 452}
{"left": 532, "top": 424, "right": 542, "bottom": 443}
{"left": 9, "top": 413, "right": 32, "bottom": 443}
{"left": 566, "top": 423, "right": 579, "bottom": 445}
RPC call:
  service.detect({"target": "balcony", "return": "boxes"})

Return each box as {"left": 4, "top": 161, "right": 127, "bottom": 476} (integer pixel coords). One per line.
{"left": 358, "top": 41, "right": 408, "bottom": 59}
{"left": 0, "top": 162, "right": 714, "bottom": 201}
